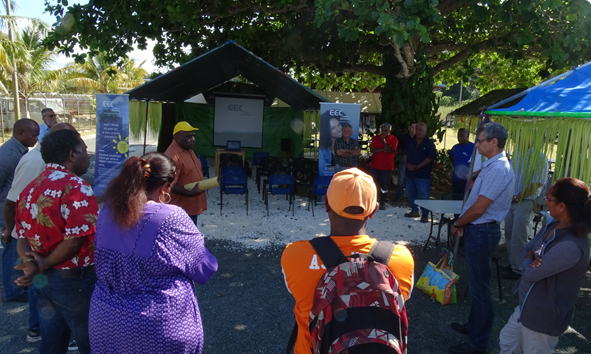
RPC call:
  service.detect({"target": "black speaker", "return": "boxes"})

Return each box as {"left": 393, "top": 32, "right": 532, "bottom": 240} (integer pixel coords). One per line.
{"left": 281, "top": 138, "right": 292, "bottom": 152}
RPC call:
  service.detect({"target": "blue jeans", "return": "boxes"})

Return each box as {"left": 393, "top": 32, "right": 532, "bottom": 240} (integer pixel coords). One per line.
{"left": 35, "top": 267, "right": 96, "bottom": 354}
{"left": 463, "top": 223, "right": 501, "bottom": 351}
{"left": 28, "top": 286, "right": 40, "bottom": 331}
{"left": 369, "top": 167, "right": 392, "bottom": 202}
{"left": 1, "top": 237, "right": 26, "bottom": 300}
{"left": 1, "top": 235, "right": 40, "bottom": 330}
{"left": 406, "top": 177, "right": 431, "bottom": 214}
{"left": 396, "top": 159, "right": 406, "bottom": 200}
{"left": 189, "top": 214, "right": 199, "bottom": 225}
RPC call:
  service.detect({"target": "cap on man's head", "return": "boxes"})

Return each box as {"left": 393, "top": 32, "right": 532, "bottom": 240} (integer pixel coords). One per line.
{"left": 326, "top": 168, "right": 377, "bottom": 220}
{"left": 173, "top": 121, "right": 199, "bottom": 135}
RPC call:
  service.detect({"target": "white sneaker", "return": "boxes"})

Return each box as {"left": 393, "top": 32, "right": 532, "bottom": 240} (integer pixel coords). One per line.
{"left": 68, "top": 340, "right": 78, "bottom": 351}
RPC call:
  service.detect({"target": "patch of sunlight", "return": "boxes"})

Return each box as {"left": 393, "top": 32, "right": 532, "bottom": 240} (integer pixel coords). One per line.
{"left": 7, "top": 307, "right": 26, "bottom": 315}
{"left": 17, "top": 348, "right": 35, "bottom": 353}
{"left": 0, "top": 335, "right": 15, "bottom": 343}
{"left": 563, "top": 326, "right": 587, "bottom": 340}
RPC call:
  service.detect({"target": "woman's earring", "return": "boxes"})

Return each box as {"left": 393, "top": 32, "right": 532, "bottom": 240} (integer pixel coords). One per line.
{"left": 159, "top": 192, "right": 171, "bottom": 204}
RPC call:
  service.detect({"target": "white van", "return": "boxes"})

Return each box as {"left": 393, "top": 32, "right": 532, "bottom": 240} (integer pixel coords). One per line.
{"left": 0, "top": 97, "right": 71, "bottom": 127}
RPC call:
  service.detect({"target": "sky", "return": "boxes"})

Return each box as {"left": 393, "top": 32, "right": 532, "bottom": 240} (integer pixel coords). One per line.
{"left": 12, "top": 0, "right": 159, "bottom": 73}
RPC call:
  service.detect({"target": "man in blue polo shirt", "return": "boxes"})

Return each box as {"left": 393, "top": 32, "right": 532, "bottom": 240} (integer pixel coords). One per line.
{"left": 449, "top": 128, "right": 475, "bottom": 197}
{"left": 449, "top": 122, "right": 514, "bottom": 354}
{"left": 395, "top": 122, "right": 416, "bottom": 202}
{"left": 403, "top": 122, "right": 436, "bottom": 223}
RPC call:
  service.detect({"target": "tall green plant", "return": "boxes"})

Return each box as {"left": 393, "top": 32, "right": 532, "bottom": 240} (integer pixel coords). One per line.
{"left": 63, "top": 52, "right": 147, "bottom": 94}
{"left": 0, "top": 24, "right": 62, "bottom": 118}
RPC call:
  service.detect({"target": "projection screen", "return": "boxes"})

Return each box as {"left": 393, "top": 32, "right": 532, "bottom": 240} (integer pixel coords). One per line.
{"left": 213, "top": 96, "right": 264, "bottom": 148}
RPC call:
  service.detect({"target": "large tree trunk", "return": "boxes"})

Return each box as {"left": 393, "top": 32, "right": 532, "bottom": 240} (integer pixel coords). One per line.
{"left": 380, "top": 52, "right": 441, "bottom": 139}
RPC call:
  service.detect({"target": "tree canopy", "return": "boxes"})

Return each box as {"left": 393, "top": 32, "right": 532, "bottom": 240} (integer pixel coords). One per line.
{"left": 43, "top": 0, "right": 591, "bottom": 136}
{"left": 45, "top": 0, "right": 591, "bottom": 89}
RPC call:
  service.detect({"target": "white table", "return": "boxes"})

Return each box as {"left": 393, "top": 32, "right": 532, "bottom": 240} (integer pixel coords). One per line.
{"left": 414, "top": 200, "right": 463, "bottom": 250}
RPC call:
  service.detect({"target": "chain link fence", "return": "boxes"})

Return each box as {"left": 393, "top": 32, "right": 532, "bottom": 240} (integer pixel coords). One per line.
{"left": 1, "top": 94, "right": 97, "bottom": 143}
{"left": 31, "top": 93, "right": 97, "bottom": 132}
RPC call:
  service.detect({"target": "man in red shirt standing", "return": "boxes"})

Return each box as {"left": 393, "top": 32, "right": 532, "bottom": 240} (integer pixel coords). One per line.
{"left": 15, "top": 129, "right": 98, "bottom": 354}
{"left": 369, "top": 123, "right": 398, "bottom": 210}
{"left": 165, "top": 121, "right": 206, "bottom": 225}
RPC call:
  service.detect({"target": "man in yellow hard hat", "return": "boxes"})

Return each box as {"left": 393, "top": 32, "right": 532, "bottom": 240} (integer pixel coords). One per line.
{"left": 164, "top": 121, "right": 206, "bottom": 224}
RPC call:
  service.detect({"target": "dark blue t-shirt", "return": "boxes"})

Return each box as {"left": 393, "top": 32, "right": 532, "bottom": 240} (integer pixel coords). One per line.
{"left": 450, "top": 142, "right": 475, "bottom": 181}
{"left": 405, "top": 137, "right": 437, "bottom": 179}
{"left": 397, "top": 133, "right": 414, "bottom": 151}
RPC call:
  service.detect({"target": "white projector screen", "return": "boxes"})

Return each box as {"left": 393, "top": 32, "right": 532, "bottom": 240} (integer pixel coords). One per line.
{"left": 214, "top": 96, "right": 264, "bottom": 148}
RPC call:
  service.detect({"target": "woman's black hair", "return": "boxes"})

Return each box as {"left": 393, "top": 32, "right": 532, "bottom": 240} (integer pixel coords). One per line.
{"left": 550, "top": 177, "right": 591, "bottom": 236}
{"left": 319, "top": 112, "right": 333, "bottom": 149}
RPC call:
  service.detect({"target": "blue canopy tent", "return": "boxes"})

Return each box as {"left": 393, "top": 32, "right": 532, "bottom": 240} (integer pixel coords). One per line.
{"left": 483, "top": 62, "right": 591, "bottom": 185}
{"left": 486, "top": 62, "right": 591, "bottom": 118}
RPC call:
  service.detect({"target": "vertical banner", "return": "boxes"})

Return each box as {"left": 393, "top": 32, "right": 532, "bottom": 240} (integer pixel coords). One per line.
{"left": 318, "top": 103, "right": 361, "bottom": 176}
{"left": 93, "top": 94, "right": 130, "bottom": 197}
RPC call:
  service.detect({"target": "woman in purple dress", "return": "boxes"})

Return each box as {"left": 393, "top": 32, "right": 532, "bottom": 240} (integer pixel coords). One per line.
{"left": 89, "top": 152, "right": 218, "bottom": 353}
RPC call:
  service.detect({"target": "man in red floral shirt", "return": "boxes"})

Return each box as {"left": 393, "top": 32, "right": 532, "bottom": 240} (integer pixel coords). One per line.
{"left": 15, "top": 129, "right": 98, "bottom": 354}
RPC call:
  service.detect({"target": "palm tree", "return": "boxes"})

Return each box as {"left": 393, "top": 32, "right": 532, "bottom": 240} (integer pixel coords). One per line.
{"left": 0, "top": 23, "right": 63, "bottom": 118}
{"left": 63, "top": 52, "right": 148, "bottom": 94}
{"left": 1, "top": 0, "right": 63, "bottom": 119}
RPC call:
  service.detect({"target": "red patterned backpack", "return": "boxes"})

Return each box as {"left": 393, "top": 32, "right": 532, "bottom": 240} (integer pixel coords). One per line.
{"left": 308, "top": 237, "right": 408, "bottom": 354}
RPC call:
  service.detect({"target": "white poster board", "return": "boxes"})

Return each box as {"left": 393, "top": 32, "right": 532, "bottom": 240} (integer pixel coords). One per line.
{"left": 214, "top": 96, "right": 264, "bottom": 148}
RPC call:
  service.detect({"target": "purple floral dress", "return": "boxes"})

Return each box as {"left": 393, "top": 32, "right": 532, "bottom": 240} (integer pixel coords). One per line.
{"left": 89, "top": 203, "right": 218, "bottom": 353}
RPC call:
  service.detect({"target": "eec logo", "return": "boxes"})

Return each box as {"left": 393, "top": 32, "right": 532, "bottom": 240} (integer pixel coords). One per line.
{"left": 329, "top": 110, "right": 346, "bottom": 116}
{"left": 228, "top": 105, "right": 244, "bottom": 111}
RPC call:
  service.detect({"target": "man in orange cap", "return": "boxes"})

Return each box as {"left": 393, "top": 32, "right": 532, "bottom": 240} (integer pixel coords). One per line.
{"left": 164, "top": 121, "right": 206, "bottom": 224}
{"left": 280, "top": 168, "right": 414, "bottom": 354}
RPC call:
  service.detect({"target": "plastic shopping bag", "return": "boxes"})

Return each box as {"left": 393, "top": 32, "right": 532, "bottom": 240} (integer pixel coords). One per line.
{"left": 416, "top": 250, "right": 459, "bottom": 305}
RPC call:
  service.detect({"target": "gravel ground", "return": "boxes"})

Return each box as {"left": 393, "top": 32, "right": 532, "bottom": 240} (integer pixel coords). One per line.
{"left": 1, "top": 154, "right": 590, "bottom": 353}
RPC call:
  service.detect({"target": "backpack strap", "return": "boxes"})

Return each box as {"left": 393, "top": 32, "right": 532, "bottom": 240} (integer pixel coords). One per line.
{"left": 285, "top": 237, "right": 346, "bottom": 354}
{"left": 309, "top": 237, "right": 347, "bottom": 269}
{"left": 368, "top": 240, "right": 395, "bottom": 265}
{"left": 285, "top": 321, "right": 298, "bottom": 354}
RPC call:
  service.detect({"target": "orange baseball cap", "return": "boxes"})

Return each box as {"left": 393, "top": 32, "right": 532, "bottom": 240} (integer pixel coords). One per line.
{"left": 173, "top": 121, "right": 199, "bottom": 135}
{"left": 326, "top": 168, "right": 378, "bottom": 220}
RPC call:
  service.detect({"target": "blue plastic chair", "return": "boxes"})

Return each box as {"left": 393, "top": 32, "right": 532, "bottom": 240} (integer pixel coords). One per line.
{"left": 252, "top": 152, "right": 270, "bottom": 181}
{"left": 220, "top": 170, "right": 248, "bottom": 216}
{"left": 252, "top": 152, "right": 270, "bottom": 168}
{"left": 308, "top": 176, "right": 333, "bottom": 217}
{"left": 198, "top": 155, "right": 209, "bottom": 179}
{"left": 222, "top": 166, "right": 246, "bottom": 176}
{"left": 265, "top": 174, "right": 295, "bottom": 216}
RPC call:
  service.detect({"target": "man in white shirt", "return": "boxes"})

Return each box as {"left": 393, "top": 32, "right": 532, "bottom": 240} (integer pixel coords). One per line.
{"left": 2, "top": 123, "right": 76, "bottom": 343}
